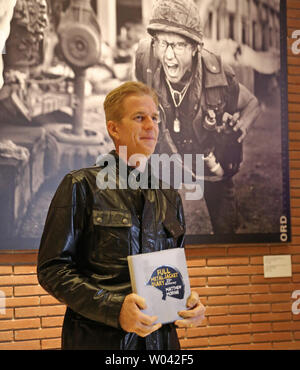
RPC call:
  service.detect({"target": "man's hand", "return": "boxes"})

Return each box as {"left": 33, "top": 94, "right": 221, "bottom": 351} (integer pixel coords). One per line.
{"left": 119, "top": 293, "right": 162, "bottom": 337}
{"left": 174, "top": 291, "right": 205, "bottom": 328}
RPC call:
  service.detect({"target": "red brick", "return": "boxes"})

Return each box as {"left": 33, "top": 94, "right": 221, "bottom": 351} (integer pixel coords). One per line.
{"left": 188, "top": 266, "right": 228, "bottom": 277}
{"left": 40, "top": 295, "right": 61, "bottom": 305}
{"left": 186, "top": 325, "right": 229, "bottom": 338}
{"left": 230, "top": 323, "right": 271, "bottom": 334}
{"left": 228, "top": 284, "right": 269, "bottom": 295}
{"left": 0, "top": 253, "right": 38, "bottom": 265}
{"left": 41, "top": 316, "right": 64, "bottom": 328}
{"left": 269, "top": 283, "right": 299, "bottom": 293}
{"left": 272, "top": 302, "right": 294, "bottom": 312}
{"left": 196, "top": 286, "right": 228, "bottom": 296}
{"left": 251, "top": 312, "right": 292, "bottom": 323}
{"left": 294, "top": 331, "right": 300, "bottom": 340}
{"left": 251, "top": 293, "right": 291, "bottom": 303}
{"left": 189, "top": 277, "right": 207, "bottom": 287}
{"left": 0, "top": 266, "right": 13, "bottom": 275}
{"left": 229, "top": 304, "right": 270, "bottom": 314}
{"left": 0, "top": 287, "right": 13, "bottom": 297}
{"left": 0, "top": 330, "right": 13, "bottom": 342}
{"left": 14, "top": 285, "right": 47, "bottom": 296}
{"left": 0, "top": 318, "right": 40, "bottom": 330}
{"left": 209, "top": 314, "right": 250, "bottom": 325}
{"left": 0, "top": 308, "right": 13, "bottom": 320}
{"left": 272, "top": 341, "right": 300, "bottom": 350}
{"left": 185, "top": 248, "right": 226, "bottom": 258}
{"left": 273, "top": 321, "right": 300, "bottom": 331}
{"left": 5, "top": 297, "right": 39, "bottom": 308}
{"left": 205, "top": 305, "right": 228, "bottom": 316}
{"left": 15, "top": 305, "right": 65, "bottom": 318}
{"left": 229, "top": 265, "right": 264, "bottom": 275}
{"left": 208, "top": 276, "right": 249, "bottom": 286}
{"left": 179, "top": 337, "right": 209, "bottom": 348}
{"left": 0, "top": 275, "right": 38, "bottom": 287}
{"left": 232, "top": 343, "right": 273, "bottom": 350}
{"left": 186, "top": 258, "right": 206, "bottom": 267}
{"left": 209, "top": 334, "right": 251, "bottom": 346}
{"left": 14, "top": 265, "right": 37, "bottom": 274}
{"left": 253, "top": 332, "right": 292, "bottom": 343}
{"left": 0, "top": 340, "right": 40, "bottom": 350}
{"left": 208, "top": 294, "right": 250, "bottom": 305}
{"left": 207, "top": 257, "right": 249, "bottom": 266}
{"left": 227, "top": 246, "right": 270, "bottom": 256}
{"left": 41, "top": 338, "right": 61, "bottom": 350}
{"left": 15, "top": 327, "right": 61, "bottom": 341}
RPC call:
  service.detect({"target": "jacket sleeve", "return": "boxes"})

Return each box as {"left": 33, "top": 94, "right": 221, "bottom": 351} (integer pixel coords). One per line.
{"left": 37, "top": 173, "right": 125, "bottom": 329}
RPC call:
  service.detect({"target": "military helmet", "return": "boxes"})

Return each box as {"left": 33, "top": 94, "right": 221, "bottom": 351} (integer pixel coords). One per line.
{"left": 147, "top": 0, "right": 203, "bottom": 44}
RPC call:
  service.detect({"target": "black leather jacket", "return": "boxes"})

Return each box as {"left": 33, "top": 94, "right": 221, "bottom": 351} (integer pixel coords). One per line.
{"left": 37, "top": 151, "right": 186, "bottom": 350}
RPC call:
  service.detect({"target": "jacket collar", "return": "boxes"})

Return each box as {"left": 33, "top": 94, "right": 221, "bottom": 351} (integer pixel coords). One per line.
{"left": 108, "top": 150, "right": 160, "bottom": 190}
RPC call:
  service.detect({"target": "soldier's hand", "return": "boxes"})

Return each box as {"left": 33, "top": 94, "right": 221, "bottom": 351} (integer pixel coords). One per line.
{"left": 222, "top": 112, "right": 247, "bottom": 142}
{"left": 119, "top": 293, "right": 162, "bottom": 337}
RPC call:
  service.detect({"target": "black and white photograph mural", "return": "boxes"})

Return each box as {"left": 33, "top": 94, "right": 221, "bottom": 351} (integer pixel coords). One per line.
{"left": 0, "top": 0, "right": 290, "bottom": 249}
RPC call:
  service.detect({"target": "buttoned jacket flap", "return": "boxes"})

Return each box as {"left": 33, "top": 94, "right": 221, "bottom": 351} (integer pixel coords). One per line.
{"left": 93, "top": 210, "right": 132, "bottom": 227}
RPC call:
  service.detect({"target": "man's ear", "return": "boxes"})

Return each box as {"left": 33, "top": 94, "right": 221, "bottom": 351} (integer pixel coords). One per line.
{"left": 107, "top": 120, "right": 119, "bottom": 142}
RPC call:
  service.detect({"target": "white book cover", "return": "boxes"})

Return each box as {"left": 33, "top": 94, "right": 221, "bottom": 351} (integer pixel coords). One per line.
{"left": 127, "top": 248, "right": 191, "bottom": 324}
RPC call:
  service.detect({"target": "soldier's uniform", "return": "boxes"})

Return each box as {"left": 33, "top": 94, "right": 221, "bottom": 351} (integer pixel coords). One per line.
{"left": 135, "top": 0, "right": 243, "bottom": 234}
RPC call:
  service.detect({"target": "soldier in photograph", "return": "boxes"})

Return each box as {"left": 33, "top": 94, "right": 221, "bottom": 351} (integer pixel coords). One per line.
{"left": 135, "top": 0, "right": 261, "bottom": 234}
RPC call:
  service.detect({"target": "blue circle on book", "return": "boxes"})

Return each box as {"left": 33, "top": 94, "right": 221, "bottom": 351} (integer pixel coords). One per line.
{"left": 147, "top": 265, "right": 185, "bottom": 300}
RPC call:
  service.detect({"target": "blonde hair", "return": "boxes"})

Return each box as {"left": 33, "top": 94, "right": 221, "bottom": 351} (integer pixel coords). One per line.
{"left": 103, "top": 81, "right": 159, "bottom": 123}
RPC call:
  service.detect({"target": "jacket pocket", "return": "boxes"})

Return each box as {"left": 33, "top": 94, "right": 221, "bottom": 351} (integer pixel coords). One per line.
{"left": 92, "top": 209, "right": 132, "bottom": 261}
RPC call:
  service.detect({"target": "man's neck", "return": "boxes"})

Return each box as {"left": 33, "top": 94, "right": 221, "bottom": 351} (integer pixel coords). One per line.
{"left": 116, "top": 147, "right": 149, "bottom": 173}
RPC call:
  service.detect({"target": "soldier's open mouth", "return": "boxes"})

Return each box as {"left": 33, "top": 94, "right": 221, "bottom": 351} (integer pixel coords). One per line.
{"left": 165, "top": 63, "right": 179, "bottom": 76}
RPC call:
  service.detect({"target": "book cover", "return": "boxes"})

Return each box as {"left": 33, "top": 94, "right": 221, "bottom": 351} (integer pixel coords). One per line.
{"left": 127, "top": 248, "right": 191, "bottom": 324}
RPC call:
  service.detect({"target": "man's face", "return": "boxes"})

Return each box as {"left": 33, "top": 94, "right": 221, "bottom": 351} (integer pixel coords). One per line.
{"left": 154, "top": 32, "right": 196, "bottom": 84}
{"left": 109, "top": 94, "right": 159, "bottom": 160}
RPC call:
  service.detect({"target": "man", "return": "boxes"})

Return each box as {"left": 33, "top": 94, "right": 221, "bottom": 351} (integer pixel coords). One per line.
{"left": 37, "top": 81, "right": 205, "bottom": 350}
{"left": 135, "top": 0, "right": 261, "bottom": 234}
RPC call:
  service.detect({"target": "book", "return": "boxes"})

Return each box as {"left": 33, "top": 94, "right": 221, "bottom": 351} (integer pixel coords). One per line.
{"left": 127, "top": 248, "right": 191, "bottom": 324}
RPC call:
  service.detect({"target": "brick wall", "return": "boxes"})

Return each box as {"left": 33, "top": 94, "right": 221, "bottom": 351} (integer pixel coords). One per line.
{"left": 0, "top": 0, "right": 300, "bottom": 350}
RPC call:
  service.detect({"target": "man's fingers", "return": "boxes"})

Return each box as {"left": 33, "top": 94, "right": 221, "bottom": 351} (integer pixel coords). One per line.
{"left": 175, "top": 291, "right": 206, "bottom": 328}
{"left": 136, "top": 322, "right": 162, "bottom": 337}
{"left": 186, "top": 291, "right": 199, "bottom": 308}
{"left": 119, "top": 293, "right": 162, "bottom": 337}
{"left": 139, "top": 313, "right": 158, "bottom": 326}
{"left": 133, "top": 313, "right": 161, "bottom": 337}
{"left": 178, "top": 304, "right": 205, "bottom": 318}
{"left": 127, "top": 293, "right": 147, "bottom": 310}
{"left": 174, "top": 315, "right": 205, "bottom": 328}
